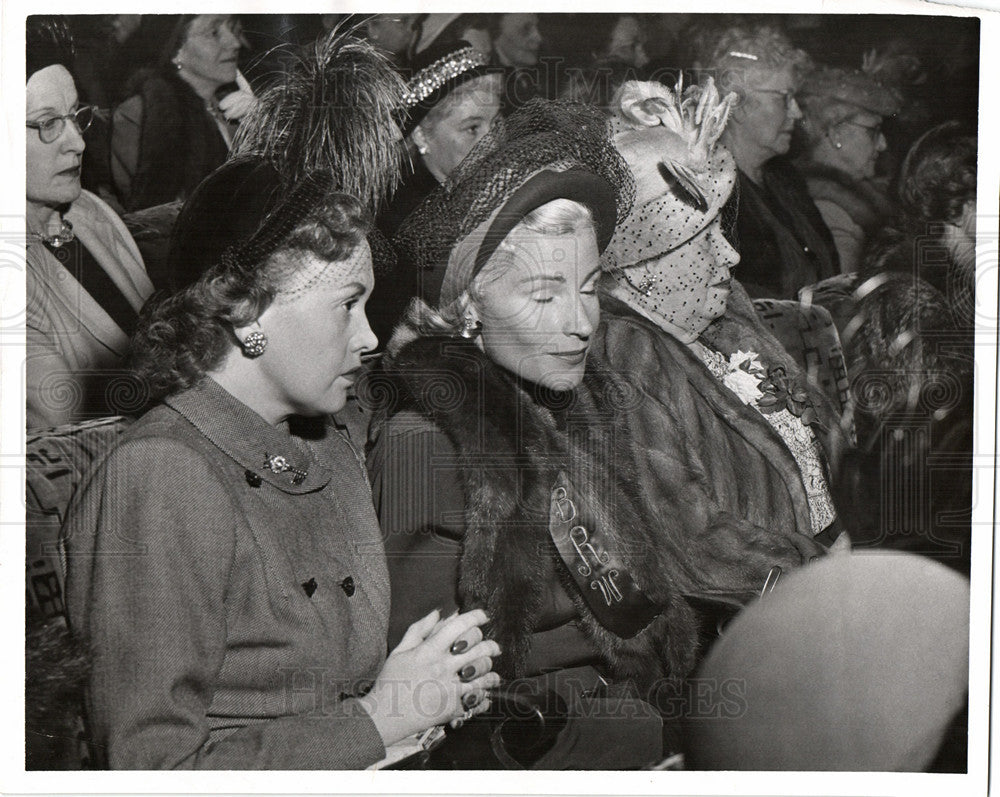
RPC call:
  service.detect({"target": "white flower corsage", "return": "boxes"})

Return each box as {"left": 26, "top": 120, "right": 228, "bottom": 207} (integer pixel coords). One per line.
{"left": 720, "top": 350, "right": 767, "bottom": 405}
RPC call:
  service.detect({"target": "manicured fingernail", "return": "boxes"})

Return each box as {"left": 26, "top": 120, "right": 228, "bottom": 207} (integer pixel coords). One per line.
{"left": 459, "top": 664, "right": 476, "bottom": 682}
{"left": 462, "top": 692, "right": 480, "bottom": 709}
{"left": 450, "top": 639, "right": 469, "bottom": 654}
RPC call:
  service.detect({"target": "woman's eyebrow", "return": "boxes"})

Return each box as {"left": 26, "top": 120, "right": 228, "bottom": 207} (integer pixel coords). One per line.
{"left": 518, "top": 274, "right": 566, "bottom": 285}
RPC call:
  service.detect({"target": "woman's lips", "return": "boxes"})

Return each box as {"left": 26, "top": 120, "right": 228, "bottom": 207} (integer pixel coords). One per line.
{"left": 549, "top": 348, "right": 588, "bottom": 366}
{"left": 57, "top": 165, "right": 81, "bottom": 177}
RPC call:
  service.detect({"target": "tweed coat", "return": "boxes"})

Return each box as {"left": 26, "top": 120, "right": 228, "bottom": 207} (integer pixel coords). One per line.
{"left": 592, "top": 284, "right": 848, "bottom": 601}
{"left": 63, "top": 377, "right": 391, "bottom": 769}
{"left": 26, "top": 190, "right": 153, "bottom": 429}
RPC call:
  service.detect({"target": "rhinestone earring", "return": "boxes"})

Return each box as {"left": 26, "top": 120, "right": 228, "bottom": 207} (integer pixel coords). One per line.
{"left": 459, "top": 316, "right": 482, "bottom": 339}
{"left": 834, "top": 141, "right": 843, "bottom": 149}
{"left": 417, "top": 143, "right": 429, "bottom": 155}
{"left": 173, "top": 60, "right": 183, "bottom": 71}
{"left": 242, "top": 330, "right": 268, "bottom": 357}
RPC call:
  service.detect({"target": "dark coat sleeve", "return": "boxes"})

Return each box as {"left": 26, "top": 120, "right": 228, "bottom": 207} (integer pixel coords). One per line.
{"left": 64, "top": 437, "right": 386, "bottom": 769}
{"left": 369, "top": 413, "right": 598, "bottom": 670}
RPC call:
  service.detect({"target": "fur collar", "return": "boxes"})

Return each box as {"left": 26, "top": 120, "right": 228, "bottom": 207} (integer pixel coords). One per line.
{"left": 797, "top": 161, "right": 894, "bottom": 233}
{"left": 375, "top": 332, "right": 700, "bottom": 686}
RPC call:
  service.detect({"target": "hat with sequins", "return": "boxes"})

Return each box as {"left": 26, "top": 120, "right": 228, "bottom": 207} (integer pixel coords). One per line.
{"left": 398, "top": 39, "right": 492, "bottom": 137}
{"left": 603, "top": 78, "right": 739, "bottom": 272}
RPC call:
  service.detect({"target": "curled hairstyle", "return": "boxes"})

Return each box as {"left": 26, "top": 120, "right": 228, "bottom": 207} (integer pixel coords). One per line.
{"left": 131, "top": 193, "right": 371, "bottom": 402}
{"left": 897, "top": 121, "right": 977, "bottom": 228}
{"left": 404, "top": 198, "right": 594, "bottom": 339}
{"left": 692, "top": 22, "right": 810, "bottom": 104}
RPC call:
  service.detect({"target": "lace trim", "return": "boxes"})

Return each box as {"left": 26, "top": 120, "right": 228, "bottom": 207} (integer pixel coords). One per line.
{"left": 697, "top": 346, "right": 836, "bottom": 535}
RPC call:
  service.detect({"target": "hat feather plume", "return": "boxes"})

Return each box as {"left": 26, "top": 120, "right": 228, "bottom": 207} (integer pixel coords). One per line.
{"left": 231, "top": 26, "right": 406, "bottom": 214}
{"left": 613, "top": 77, "right": 735, "bottom": 210}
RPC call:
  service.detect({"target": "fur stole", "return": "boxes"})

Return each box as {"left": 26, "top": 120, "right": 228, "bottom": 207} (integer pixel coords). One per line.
{"left": 375, "top": 332, "right": 700, "bottom": 687}
{"left": 797, "top": 162, "right": 894, "bottom": 235}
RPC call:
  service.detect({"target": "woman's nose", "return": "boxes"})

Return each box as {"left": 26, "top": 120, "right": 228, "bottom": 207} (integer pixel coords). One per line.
{"left": 634, "top": 43, "right": 650, "bottom": 69}
{"left": 220, "top": 24, "right": 242, "bottom": 52}
{"left": 569, "top": 295, "right": 598, "bottom": 339}
{"left": 62, "top": 119, "right": 86, "bottom": 154}
{"left": 357, "top": 315, "right": 379, "bottom": 354}
{"left": 788, "top": 96, "right": 803, "bottom": 121}
{"left": 713, "top": 232, "right": 740, "bottom": 269}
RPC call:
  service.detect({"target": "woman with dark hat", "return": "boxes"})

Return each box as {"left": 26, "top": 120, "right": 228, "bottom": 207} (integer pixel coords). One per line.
{"left": 381, "top": 40, "right": 500, "bottom": 235}
{"left": 110, "top": 14, "right": 255, "bottom": 212}
{"left": 372, "top": 40, "right": 501, "bottom": 341}
{"left": 61, "top": 31, "right": 500, "bottom": 771}
{"left": 26, "top": 16, "right": 153, "bottom": 428}
{"left": 61, "top": 156, "right": 500, "bottom": 770}
{"left": 366, "top": 100, "right": 701, "bottom": 767}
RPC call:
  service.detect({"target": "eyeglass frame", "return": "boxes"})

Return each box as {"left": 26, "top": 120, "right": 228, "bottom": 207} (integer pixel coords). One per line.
{"left": 749, "top": 87, "right": 800, "bottom": 111}
{"left": 837, "top": 118, "right": 885, "bottom": 140}
{"left": 26, "top": 105, "right": 97, "bottom": 144}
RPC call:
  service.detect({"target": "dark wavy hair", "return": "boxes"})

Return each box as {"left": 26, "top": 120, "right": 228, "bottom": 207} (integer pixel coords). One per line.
{"left": 897, "top": 121, "right": 977, "bottom": 228}
{"left": 131, "top": 192, "right": 371, "bottom": 403}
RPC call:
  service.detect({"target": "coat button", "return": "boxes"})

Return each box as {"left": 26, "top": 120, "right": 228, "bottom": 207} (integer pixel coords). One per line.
{"left": 245, "top": 470, "right": 262, "bottom": 487}
{"left": 340, "top": 576, "right": 355, "bottom": 597}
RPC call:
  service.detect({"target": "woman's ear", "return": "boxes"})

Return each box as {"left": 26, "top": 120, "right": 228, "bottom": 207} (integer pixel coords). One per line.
{"left": 232, "top": 318, "right": 263, "bottom": 342}
{"left": 411, "top": 125, "right": 429, "bottom": 156}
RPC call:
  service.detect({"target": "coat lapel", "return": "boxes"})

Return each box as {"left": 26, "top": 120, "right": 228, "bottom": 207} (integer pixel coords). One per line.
{"left": 42, "top": 192, "right": 153, "bottom": 356}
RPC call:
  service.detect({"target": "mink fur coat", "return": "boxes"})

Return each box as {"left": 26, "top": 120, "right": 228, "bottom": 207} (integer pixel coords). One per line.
{"left": 367, "top": 330, "right": 701, "bottom": 688}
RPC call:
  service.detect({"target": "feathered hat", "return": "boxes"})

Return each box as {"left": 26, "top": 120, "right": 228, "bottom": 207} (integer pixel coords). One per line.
{"left": 603, "top": 77, "right": 738, "bottom": 271}
{"left": 231, "top": 27, "right": 406, "bottom": 216}
{"left": 799, "top": 64, "right": 901, "bottom": 120}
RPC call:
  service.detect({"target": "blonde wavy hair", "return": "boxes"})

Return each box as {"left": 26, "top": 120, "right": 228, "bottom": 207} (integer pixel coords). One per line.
{"left": 389, "top": 198, "right": 594, "bottom": 352}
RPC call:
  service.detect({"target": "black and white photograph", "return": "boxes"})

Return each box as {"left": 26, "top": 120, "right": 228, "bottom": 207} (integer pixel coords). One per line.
{"left": 4, "top": 0, "right": 998, "bottom": 793}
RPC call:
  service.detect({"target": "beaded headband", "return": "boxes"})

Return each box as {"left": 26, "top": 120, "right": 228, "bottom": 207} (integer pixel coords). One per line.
{"left": 401, "top": 45, "right": 490, "bottom": 108}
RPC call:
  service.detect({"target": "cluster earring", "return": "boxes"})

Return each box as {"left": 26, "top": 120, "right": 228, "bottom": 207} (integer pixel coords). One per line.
{"left": 459, "top": 316, "right": 482, "bottom": 339}
{"left": 416, "top": 143, "right": 429, "bottom": 155}
{"left": 242, "top": 330, "right": 268, "bottom": 357}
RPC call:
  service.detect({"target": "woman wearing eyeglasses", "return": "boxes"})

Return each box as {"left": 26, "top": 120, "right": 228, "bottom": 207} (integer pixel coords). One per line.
{"left": 693, "top": 22, "right": 840, "bottom": 299}
{"left": 796, "top": 64, "right": 901, "bottom": 273}
{"left": 26, "top": 18, "right": 153, "bottom": 429}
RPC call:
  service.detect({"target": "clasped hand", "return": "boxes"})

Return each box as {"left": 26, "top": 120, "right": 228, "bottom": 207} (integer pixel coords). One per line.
{"left": 358, "top": 608, "right": 501, "bottom": 747}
